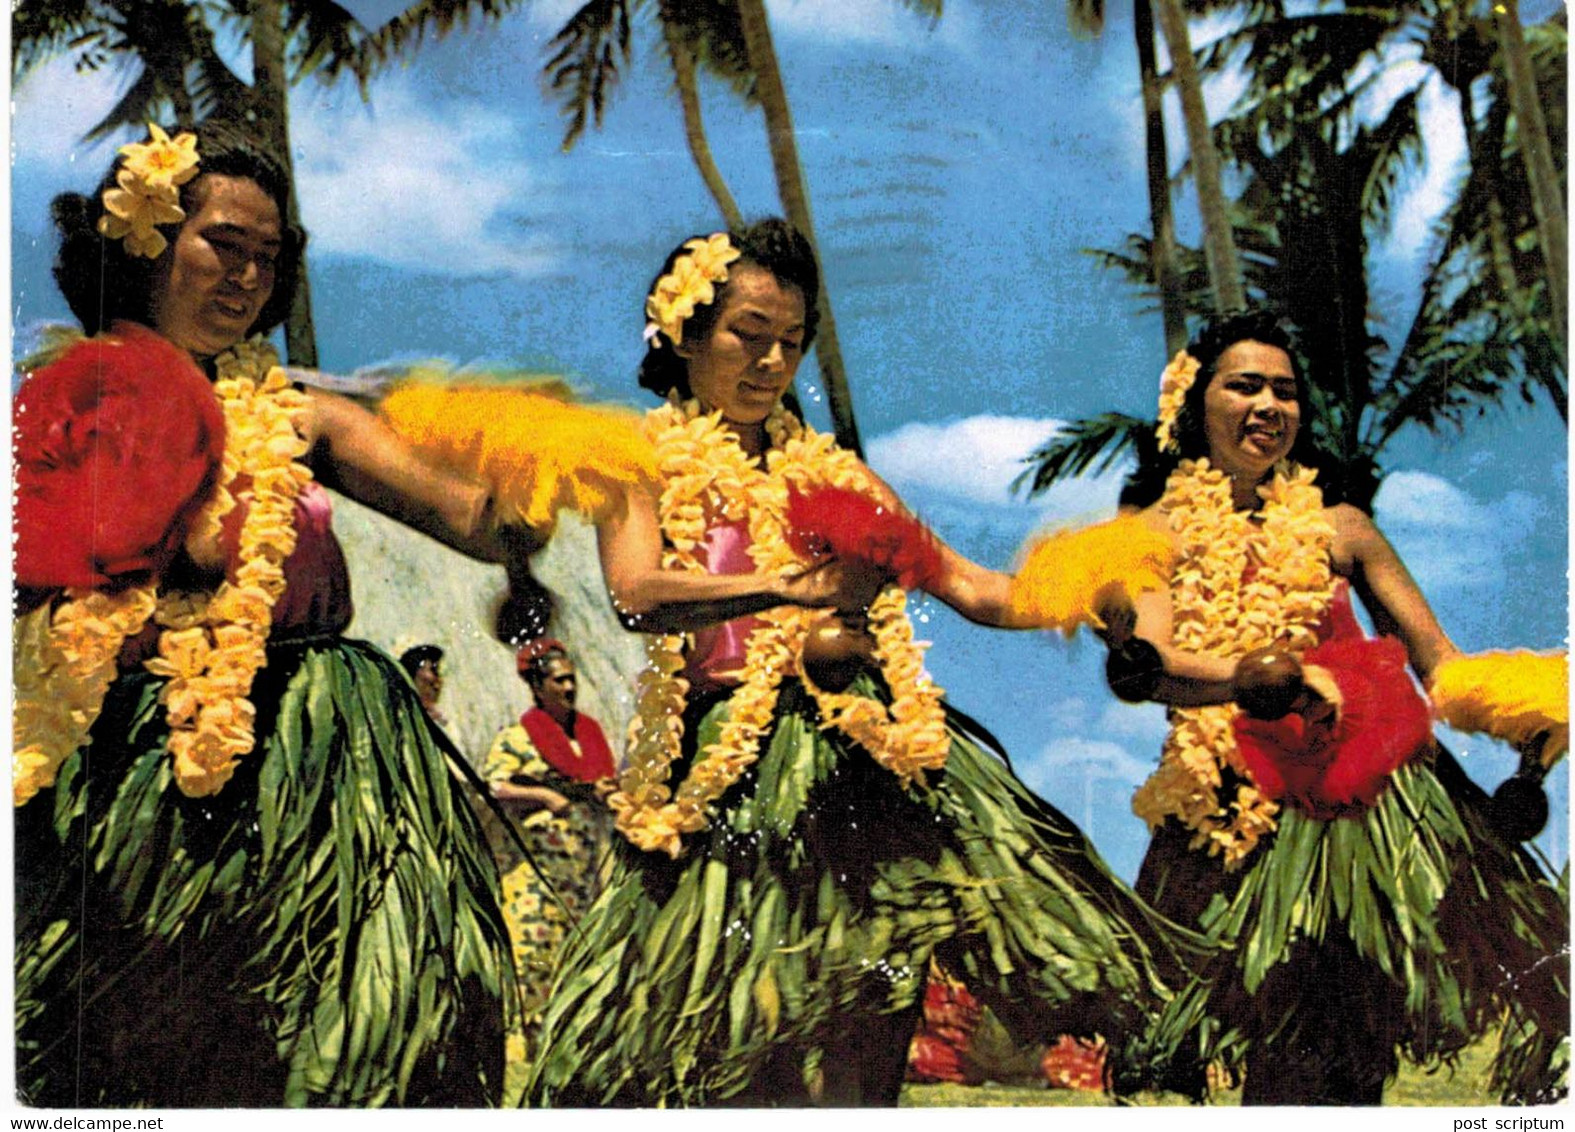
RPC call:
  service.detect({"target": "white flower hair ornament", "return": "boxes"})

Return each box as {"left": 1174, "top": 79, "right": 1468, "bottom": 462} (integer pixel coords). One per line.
{"left": 644, "top": 233, "right": 741, "bottom": 347}
{"left": 1154, "top": 349, "right": 1202, "bottom": 454}
{"left": 97, "top": 123, "right": 201, "bottom": 260}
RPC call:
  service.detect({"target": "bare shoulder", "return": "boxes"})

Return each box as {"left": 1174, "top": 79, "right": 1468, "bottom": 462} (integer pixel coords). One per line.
{"left": 1132, "top": 501, "right": 1174, "bottom": 540}
{"left": 1327, "top": 502, "right": 1381, "bottom": 537}
{"left": 1326, "top": 502, "right": 1384, "bottom": 573}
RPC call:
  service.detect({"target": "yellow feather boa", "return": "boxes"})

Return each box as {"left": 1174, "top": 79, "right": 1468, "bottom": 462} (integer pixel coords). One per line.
{"left": 1007, "top": 514, "right": 1176, "bottom": 634}
{"left": 379, "top": 380, "right": 658, "bottom": 531}
{"left": 1430, "top": 651, "right": 1569, "bottom": 768}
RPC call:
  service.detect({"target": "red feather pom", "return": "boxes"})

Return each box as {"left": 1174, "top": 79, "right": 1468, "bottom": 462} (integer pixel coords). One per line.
{"left": 782, "top": 484, "right": 944, "bottom": 591}
{"left": 14, "top": 324, "right": 226, "bottom": 590}
{"left": 1235, "top": 634, "right": 1432, "bottom": 818}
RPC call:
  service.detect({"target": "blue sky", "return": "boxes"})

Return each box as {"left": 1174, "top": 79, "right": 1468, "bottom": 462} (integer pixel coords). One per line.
{"left": 10, "top": 0, "right": 1569, "bottom": 882}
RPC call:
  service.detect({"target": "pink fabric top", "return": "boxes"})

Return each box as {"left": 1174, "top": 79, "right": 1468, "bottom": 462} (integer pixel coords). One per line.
{"left": 1317, "top": 580, "right": 1361, "bottom": 643}
{"left": 268, "top": 481, "right": 354, "bottom": 638}
{"left": 684, "top": 519, "right": 766, "bottom": 693}
{"left": 121, "top": 481, "right": 353, "bottom": 665}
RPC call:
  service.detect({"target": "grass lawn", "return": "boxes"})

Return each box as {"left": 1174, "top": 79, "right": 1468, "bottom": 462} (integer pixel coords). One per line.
{"left": 507, "top": 1030, "right": 1531, "bottom": 1107}
{"left": 900, "top": 1033, "right": 1513, "bottom": 1107}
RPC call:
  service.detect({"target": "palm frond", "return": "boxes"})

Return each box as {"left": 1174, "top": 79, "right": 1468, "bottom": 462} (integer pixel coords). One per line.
{"left": 286, "top": 0, "right": 376, "bottom": 91}
{"left": 13, "top": 0, "right": 105, "bottom": 76}
{"left": 1351, "top": 87, "right": 1424, "bottom": 236}
{"left": 545, "top": 0, "right": 635, "bottom": 151}
{"left": 354, "top": 0, "right": 528, "bottom": 75}
{"left": 1067, "top": 0, "right": 1104, "bottom": 39}
{"left": 659, "top": 0, "right": 754, "bottom": 100}
{"left": 1013, "top": 413, "right": 1152, "bottom": 499}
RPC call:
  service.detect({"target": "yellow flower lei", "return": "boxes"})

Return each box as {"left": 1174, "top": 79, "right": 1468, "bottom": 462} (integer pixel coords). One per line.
{"left": 606, "top": 398, "right": 949, "bottom": 857}
{"left": 1130, "top": 458, "right": 1336, "bottom": 868}
{"left": 11, "top": 338, "right": 309, "bottom": 805}
{"left": 144, "top": 338, "right": 313, "bottom": 796}
{"left": 97, "top": 123, "right": 201, "bottom": 260}
{"left": 13, "top": 587, "right": 159, "bottom": 806}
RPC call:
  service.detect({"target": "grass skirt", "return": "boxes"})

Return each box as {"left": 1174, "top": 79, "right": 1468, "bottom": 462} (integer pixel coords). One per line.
{"left": 1139, "top": 750, "right": 1568, "bottom": 1105}
{"left": 525, "top": 677, "right": 1199, "bottom": 1106}
{"left": 15, "top": 637, "right": 513, "bottom": 1107}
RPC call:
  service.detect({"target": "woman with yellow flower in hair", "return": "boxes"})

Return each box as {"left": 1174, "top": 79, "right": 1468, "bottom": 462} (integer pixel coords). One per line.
{"left": 524, "top": 219, "right": 1202, "bottom": 1107}
{"left": 1096, "top": 310, "right": 1568, "bottom": 1105}
{"left": 12, "top": 119, "right": 648, "bottom": 1107}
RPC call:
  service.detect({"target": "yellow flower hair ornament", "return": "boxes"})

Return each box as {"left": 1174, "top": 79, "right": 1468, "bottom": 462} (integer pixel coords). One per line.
{"left": 1429, "top": 650, "right": 1569, "bottom": 769}
{"left": 644, "top": 233, "right": 741, "bottom": 347}
{"left": 378, "top": 377, "right": 659, "bottom": 533}
{"left": 1007, "top": 514, "right": 1176, "bottom": 635}
{"left": 1155, "top": 350, "right": 1201, "bottom": 454}
{"left": 97, "top": 123, "right": 201, "bottom": 259}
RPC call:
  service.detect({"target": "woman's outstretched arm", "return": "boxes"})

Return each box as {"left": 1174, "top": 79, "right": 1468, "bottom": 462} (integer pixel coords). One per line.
{"left": 595, "top": 481, "right": 860, "bottom": 634}
{"left": 852, "top": 467, "right": 1021, "bottom": 627}
{"left": 301, "top": 388, "right": 547, "bottom": 564}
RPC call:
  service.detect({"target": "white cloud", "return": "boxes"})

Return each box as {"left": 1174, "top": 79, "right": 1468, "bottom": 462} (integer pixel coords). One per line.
{"left": 1027, "top": 736, "right": 1152, "bottom": 788}
{"left": 1374, "top": 469, "right": 1541, "bottom": 591}
{"left": 866, "top": 413, "right": 1130, "bottom": 530}
{"left": 1094, "top": 699, "right": 1170, "bottom": 745}
{"left": 767, "top": 0, "right": 972, "bottom": 51}
{"left": 867, "top": 415, "right": 1059, "bottom": 504}
{"left": 12, "top": 58, "right": 126, "bottom": 182}
{"left": 291, "top": 82, "right": 557, "bottom": 276}
{"left": 1374, "top": 469, "right": 1483, "bottom": 529}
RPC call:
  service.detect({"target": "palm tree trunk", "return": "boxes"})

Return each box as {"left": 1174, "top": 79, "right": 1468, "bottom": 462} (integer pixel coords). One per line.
{"left": 1493, "top": 0, "right": 1567, "bottom": 353}
{"left": 734, "top": 0, "right": 862, "bottom": 456}
{"left": 1134, "top": 0, "right": 1186, "bottom": 355}
{"left": 1153, "top": 0, "right": 1245, "bottom": 315}
{"left": 252, "top": 0, "right": 319, "bottom": 367}
{"left": 1458, "top": 83, "right": 1522, "bottom": 300}
{"left": 663, "top": 22, "right": 743, "bottom": 230}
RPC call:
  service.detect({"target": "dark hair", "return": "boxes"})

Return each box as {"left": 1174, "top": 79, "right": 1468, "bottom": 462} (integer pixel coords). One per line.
{"left": 398, "top": 644, "right": 444, "bottom": 677}
{"left": 1120, "top": 310, "right": 1333, "bottom": 507}
{"left": 637, "top": 218, "right": 820, "bottom": 400}
{"left": 51, "top": 118, "right": 305, "bottom": 339}
{"left": 520, "top": 647, "right": 570, "bottom": 688}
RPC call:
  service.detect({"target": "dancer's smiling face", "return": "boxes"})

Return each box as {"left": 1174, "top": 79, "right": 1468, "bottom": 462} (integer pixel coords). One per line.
{"left": 1202, "top": 339, "right": 1302, "bottom": 482}
{"left": 677, "top": 264, "right": 807, "bottom": 427}
{"left": 151, "top": 174, "right": 282, "bottom": 358}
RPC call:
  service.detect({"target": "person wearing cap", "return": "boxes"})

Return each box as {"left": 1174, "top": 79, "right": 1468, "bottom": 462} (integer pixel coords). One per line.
{"left": 480, "top": 638, "right": 616, "bottom": 1077}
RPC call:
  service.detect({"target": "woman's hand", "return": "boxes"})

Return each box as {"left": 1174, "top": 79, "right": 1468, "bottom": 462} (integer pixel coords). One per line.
{"left": 303, "top": 388, "right": 549, "bottom": 565}
{"left": 1231, "top": 651, "right": 1343, "bottom": 728}
{"left": 781, "top": 556, "right": 889, "bottom": 613}
{"left": 1297, "top": 663, "right": 1343, "bottom": 730}
{"left": 801, "top": 610, "right": 878, "bottom": 691}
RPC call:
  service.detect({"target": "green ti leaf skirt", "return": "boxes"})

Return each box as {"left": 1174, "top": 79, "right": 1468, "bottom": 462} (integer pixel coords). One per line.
{"left": 14, "top": 637, "right": 516, "bottom": 1107}
{"left": 525, "top": 676, "right": 1205, "bottom": 1106}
